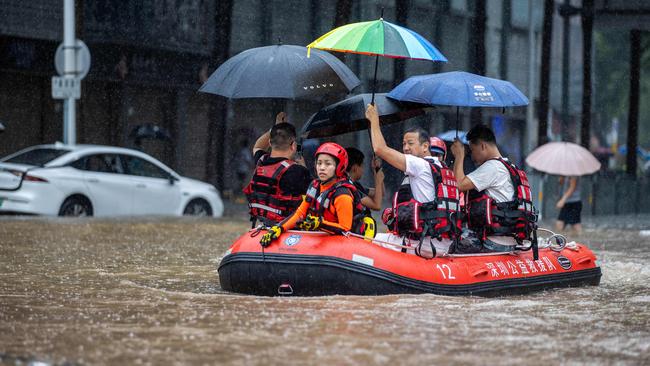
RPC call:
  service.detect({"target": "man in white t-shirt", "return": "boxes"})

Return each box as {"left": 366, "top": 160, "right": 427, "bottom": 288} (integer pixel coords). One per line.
{"left": 450, "top": 124, "right": 517, "bottom": 251}
{"left": 365, "top": 104, "right": 458, "bottom": 256}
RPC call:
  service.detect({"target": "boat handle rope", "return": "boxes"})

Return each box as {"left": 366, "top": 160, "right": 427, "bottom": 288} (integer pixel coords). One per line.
{"left": 247, "top": 227, "right": 577, "bottom": 255}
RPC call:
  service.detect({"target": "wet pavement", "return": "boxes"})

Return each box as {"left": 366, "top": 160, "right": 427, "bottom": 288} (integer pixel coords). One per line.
{"left": 1, "top": 208, "right": 649, "bottom": 365}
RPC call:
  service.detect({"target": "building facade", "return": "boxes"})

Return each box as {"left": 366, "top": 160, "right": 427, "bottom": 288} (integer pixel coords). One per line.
{"left": 1, "top": 0, "right": 586, "bottom": 195}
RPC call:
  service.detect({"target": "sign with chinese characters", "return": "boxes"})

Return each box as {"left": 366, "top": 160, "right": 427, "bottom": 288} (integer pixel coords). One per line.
{"left": 485, "top": 257, "right": 558, "bottom": 278}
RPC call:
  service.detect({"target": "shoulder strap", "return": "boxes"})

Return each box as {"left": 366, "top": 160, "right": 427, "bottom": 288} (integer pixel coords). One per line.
{"left": 270, "top": 159, "right": 294, "bottom": 181}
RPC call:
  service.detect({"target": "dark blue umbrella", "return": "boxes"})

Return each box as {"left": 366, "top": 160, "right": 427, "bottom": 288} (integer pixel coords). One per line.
{"left": 199, "top": 44, "right": 360, "bottom": 100}
{"left": 388, "top": 71, "right": 529, "bottom": 107}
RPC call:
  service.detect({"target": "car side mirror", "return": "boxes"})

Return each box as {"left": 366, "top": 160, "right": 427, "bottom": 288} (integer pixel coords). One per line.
{"left": 168, "top": 174, "right": 177, "bottom": 185}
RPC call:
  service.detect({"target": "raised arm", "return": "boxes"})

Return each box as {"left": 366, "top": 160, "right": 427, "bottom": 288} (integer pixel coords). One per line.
{"left": 451, "top": 140, "right": 476, "bottom": 192}
{"left": 253, "top": 112, "right": 287, "bottom": 155}
{"left": 366, "top": 104, "right": 406, "bottom": 172}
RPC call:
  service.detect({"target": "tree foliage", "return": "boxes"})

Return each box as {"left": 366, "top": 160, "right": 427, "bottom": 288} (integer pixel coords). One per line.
{"left": 594, "top": 31, "right": 650, "bottom": 148}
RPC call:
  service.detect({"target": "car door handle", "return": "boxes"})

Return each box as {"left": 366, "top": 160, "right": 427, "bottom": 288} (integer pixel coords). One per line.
{"left": 87, "top": 178, "right": 99, "bottom": 183}
{"left": 136, "top": 183, "right": 146, "bottom": 188}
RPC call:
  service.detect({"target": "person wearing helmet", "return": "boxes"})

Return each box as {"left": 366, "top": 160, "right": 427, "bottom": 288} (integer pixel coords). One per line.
{"left": 366, "top": 104, "right": 461, "bottom": 257}
{"left": 260, "top": 142, "right": 358, "bottom": 247}
{"left": 429, "top": 136, "right": 447, "bottom": 160}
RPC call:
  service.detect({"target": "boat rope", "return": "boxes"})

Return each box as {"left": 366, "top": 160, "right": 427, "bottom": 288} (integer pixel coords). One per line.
{"left": 247, "top": 227, "right": 579, "bottom": 255}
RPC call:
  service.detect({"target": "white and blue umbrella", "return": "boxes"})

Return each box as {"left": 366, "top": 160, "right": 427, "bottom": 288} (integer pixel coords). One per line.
{"left": 388, "top": 71, "right": 529, "bottom": 107}
{"left": 388, "top": 71, "right": 529, "bottom": 138}
{"left": 437, "top": 130, "right": 468, "bottom": 144}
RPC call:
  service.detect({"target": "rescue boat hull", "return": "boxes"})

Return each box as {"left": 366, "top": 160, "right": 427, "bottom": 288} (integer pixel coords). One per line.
{"left": 218, "top": 231, "right": 601, "bottom": 297}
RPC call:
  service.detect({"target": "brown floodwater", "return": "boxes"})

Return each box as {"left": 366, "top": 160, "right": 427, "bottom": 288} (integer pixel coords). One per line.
{"left": 1, "top": 216, "right": 649, "bottom": 365}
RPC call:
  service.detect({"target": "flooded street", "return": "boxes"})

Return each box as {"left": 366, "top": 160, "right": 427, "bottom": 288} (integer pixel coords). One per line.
{"left": 1, "top": 215, "right": 649, "bottom": 365}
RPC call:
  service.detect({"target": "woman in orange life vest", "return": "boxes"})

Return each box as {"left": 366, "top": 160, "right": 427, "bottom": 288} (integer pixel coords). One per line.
{"left": 260, "top": 142, "right": 354, "bottom": 247}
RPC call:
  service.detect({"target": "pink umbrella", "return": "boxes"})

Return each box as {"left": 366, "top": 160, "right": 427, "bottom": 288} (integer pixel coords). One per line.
{"left": 525, "top": 142, "right": 601, "bottom": 176}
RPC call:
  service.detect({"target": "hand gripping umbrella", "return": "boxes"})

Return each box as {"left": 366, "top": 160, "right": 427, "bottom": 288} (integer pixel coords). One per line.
{"left": 388, "top": 71, "right": 529, "bottom": 138}
{"left": 307, "top": 13, "right": 447, "bottom": 105}
{"left": 300, "top": 93, "right": 428, "bottom": 139}
{"left": 199, "top": 44, "right": 360, "bottom": 100}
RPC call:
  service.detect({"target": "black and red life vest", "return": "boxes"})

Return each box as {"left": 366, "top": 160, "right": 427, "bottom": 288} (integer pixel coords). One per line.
{"left": 390, "top": 157, "right": 461, "bottom": 241}
{"left": 243, "top": 156, "right": 304, "bottom": 225}
{"left": 466, "top": 157, "right": 538, "bottom": 243}
{"left": 304, "top": 178, "right": 371, "bottom": 235}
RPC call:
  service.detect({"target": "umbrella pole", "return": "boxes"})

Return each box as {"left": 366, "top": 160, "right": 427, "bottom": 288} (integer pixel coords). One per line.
{"left": 371, "top": 7, "right": 384, "bottom": 106}
{"left": 371, "top": 54, "right": 379, "bottom": 105}
{"left": 369, "top": 54, "right": 379, "bottom": 153}
{"left": 455, "top": 107, "right": 460, "bottom": 139}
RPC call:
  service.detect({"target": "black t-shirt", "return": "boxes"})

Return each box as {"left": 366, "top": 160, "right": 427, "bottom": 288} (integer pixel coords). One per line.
{"left": 253, "top": 150, "right": 311, "bottom": 196}
{"left": 352, "top": 180, "right": 369, "bottom": 197}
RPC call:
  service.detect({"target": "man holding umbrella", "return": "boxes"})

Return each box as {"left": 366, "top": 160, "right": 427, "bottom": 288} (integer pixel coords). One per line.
{"left": 243, "top": 112, "right": 311, "bottom": 228}
{"left": 450, "top": 125, "right": 537, "bottom": 253}
{"left": 366, "top": 104, "right": 461, "bottom": 257}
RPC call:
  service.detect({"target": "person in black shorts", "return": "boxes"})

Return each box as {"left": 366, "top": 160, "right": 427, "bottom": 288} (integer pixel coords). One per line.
{"left": 243, "top": 112, "right": 312, "bottom": 226}
{"left": 555, "top": 176, "right": 582, "bottom": 234}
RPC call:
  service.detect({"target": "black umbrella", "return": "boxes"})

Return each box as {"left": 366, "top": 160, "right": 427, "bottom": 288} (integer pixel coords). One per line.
{"left": 129, "top": 124, "right": 172, "bottom": 146}
{"left": 199, "top": 44, "right": 361, "bottom": 100}
{"left": 300, "top": 93, "right": 428, "bottom": 139}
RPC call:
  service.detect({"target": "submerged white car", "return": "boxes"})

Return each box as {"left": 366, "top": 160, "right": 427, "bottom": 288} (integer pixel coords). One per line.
{"left": 0, "top": 143, "right": 224, "bottom": 217}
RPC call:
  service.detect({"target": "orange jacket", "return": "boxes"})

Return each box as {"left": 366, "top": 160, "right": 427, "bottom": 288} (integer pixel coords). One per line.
{"left": 280, "top": 179, "right": 353, "bottom": 232}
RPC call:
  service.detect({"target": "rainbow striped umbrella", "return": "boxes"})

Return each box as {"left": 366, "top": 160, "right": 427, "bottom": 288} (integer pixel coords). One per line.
{"left": 307, "top": 17, "right": 447, "bottom": 103}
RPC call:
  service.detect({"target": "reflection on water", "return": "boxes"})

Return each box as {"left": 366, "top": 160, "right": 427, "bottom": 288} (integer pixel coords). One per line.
{"left": 1, "top": 217, "right": 649, "bottom": 365}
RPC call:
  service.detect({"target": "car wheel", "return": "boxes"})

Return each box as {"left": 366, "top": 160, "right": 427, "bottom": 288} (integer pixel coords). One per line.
{"left": 58, "top": 196, "right": 93, "bottom": 217}
{"left": 183, "top": 199, "right": 212, "bottom": 217}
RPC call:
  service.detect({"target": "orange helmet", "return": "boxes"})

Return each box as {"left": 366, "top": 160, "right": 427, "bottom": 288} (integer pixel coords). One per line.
{"left": 315, "top": 142, "right": 348, "bottom": 177}
{"left": 429, "top": 136, "right": 447, "bottom": 158}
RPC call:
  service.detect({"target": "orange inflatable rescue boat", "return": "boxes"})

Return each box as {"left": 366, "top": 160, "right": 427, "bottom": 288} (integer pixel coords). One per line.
{"left": 218, "top": 229, "right": 601, "bottom": 296}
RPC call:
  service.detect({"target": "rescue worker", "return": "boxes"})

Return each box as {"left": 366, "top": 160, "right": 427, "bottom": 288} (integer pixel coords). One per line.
{"left": 244, "top": 112, "right": 311, "bottom": 227}
{"left": 450, "top": 124, "right": 537, "bottom": 254}
{"left": 428, "top": 136, "right": 447, "bottom": 161}
{"left": 366, "top": 104, "right": 461, "bottom": 257}
{"left": 345, "top": 147, "right": 385, "bottom": 212}
{"left": 260, "top": 142, "right": 362, "bottom": 246}
{"left": 431, "top": 136, "right": 467, "bottom": 212}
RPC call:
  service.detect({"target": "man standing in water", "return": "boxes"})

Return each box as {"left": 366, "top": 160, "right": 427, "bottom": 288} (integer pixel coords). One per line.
{"left": 366, "top": 104, "right": 461, "bottom": 256}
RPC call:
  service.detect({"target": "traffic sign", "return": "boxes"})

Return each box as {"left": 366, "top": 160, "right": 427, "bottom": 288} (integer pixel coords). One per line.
{"left": 52, "top": 77, "right": 81, "bottom": 99}
{"left": 55, "top": 39, "right": 91, "bottom": 79}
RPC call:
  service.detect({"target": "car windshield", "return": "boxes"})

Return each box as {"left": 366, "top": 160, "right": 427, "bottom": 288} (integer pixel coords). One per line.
{"left": 1, "top": 148, "right": 71, "bottom": 166}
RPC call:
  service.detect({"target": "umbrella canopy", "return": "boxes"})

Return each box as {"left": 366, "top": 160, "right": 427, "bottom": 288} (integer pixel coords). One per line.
{"left": 307, "top": 19, "right": 447, "bottom": 61}
{"left": 129, "top": 123, "right": 172, "bottom": 142}
{"left": 199, "top": 45, "right": 360, "bottom": 100}
{"left": 307, "top": 17, "right": 446, "bottom": 104}
{"left": 437, "top": 130, "right": 468, "bottom": 144}
{"left": 300, "top": 93, "right": 427, "bottom": 139}
{"left": 388, "top": 71, "right": 529, "bottom": 107}
{"left": 525, "top": 142, "right": 601, "bottom": 176}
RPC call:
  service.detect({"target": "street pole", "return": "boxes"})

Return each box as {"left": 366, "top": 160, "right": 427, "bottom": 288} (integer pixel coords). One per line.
{"left": 526, "top": 0, "right": 536, "bottom": 153}
{"left": 561, "top": 0, "right": 570, "bottom": 142}
{"left": 63, "top": 0, "right": 76, "bottom": 145}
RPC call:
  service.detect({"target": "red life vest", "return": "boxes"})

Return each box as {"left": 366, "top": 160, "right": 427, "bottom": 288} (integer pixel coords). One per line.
{"left": 466, "top": 157, "right": 538, "bottom": 243}
{"left": 243, "top": 156, "right": 304, "bottom": 225}
{"left": 390, "top": 157, "right": 461, "bottom": 240}
{"left": 304, "top": 178, "right": 370, "bottom": 235}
